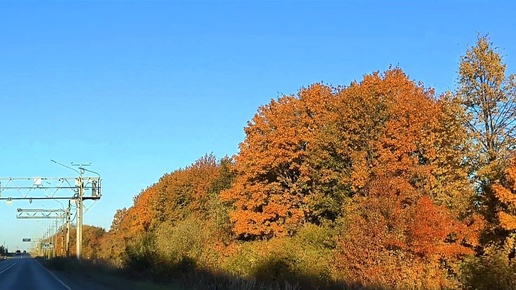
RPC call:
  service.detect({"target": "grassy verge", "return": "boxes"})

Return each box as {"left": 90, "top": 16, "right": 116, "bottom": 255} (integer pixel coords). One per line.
{"left": 39, "top": 257, "right": 308, "bottom": 290}
{"left": 40, "top": 257, "right": 179, "bottom": 290}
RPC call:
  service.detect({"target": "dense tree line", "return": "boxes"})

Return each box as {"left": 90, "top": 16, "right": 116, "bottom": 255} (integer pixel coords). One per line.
{"left": 74, "top": 36, "right": 516, "bottom": 289}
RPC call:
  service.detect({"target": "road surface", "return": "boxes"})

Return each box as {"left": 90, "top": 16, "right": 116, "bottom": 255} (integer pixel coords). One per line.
{"left": 0, "top": 255, "right": 71, "bottom": 290}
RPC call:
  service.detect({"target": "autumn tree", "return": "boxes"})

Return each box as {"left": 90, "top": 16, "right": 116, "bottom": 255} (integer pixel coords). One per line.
{"left": 461, "top": 155, "right": 516, "bottom": 288}
{"left": 150, "top": 153, "right": 225, "bottom": 227}
{"left": 333, "top": 69, "right": 479, "bottom": 288}
{"left": 98, "top": 230, "right": 127, "bottom": 266}
{"left": 66, "top": 225, "right": 105, "bottom": 260}
{"left": 87, "top": 49, "right": 509, "bottom": 287}
{"left": 222, "top": 67, "right": 481, "bottom": 244}
{"left": 221, "top": 84, "right": 336, "bottom": 239}
{"left": 82, "top": 225, "right": 106, "bottom": 260}
{"left": 457, "top": 35, "right": 516, "bottom": 239}
{"left": 301, "top": 77, "right": 386, "bottom": 224}
{"left": 95, "top": 154, "right": 235, "bottom": 269}
{"left": 110, "top": 208, "right": 127, "bottom": 232}
{"left": 432, "top": 94, "right": 476, "bottom": 217}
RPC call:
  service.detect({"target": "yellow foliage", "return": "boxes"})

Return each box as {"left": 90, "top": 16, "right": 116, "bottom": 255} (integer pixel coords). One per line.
{"left": 493, "top": 155, "right": 516, "bottom": 232}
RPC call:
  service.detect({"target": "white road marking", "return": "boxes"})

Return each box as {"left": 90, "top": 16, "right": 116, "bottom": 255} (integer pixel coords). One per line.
{"left": 0, "top": 259, "right": 21, "bottom": 274}
{"left": 34, "top": 258, "right": 73, "bottom": 290}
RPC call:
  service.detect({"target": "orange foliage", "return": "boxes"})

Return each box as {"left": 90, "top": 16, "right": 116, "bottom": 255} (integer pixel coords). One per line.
{"left": 149, "top": 154, "right": 223, "bottom": 225}
{"left": 51, "top": 225, "right": 105, "bottom": 260}
{"left": 221, "top": 84, "right": 336, "bottom": 238}
{"left": 493, "top": 155, "right": 516, "bottom": 231}
{"left": 115, "top": 154, "right": 224, "bottom": 239}
{"left": 328, "top": 69, "right": 480, "bottom": 288}
{"left": 86, "top": 65, "right": 492, "bottom": 288}
{"left": 223, "top": 68, "right": 480, "bottom": 247}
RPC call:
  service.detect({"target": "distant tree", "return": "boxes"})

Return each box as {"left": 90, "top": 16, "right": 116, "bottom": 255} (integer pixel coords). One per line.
{"left": 82, "top": 225, "right": 106, "bottom": 260}
{"left": 150, "top": 153, "right": 222, "bottom": 227}
{"left": 98, "top": 231, "right": 126, "bottom": 267}
{"left": 110, "top": 208, "right": 127, "bottom": 232}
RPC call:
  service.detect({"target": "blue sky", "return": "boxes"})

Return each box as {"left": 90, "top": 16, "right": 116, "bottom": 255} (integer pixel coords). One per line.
{"left": 0, "top": 0, "right": 514, "bottom": 251}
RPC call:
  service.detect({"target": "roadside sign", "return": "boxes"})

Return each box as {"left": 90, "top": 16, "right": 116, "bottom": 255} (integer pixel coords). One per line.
{"left": 41, "top": 243, "right": 53, "bottom": 249}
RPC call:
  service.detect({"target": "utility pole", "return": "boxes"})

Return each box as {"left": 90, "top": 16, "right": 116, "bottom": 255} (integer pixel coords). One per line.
{"left": 46, "top": 226, "right": 50, "bottom": 259}
{"left": 66, "top": 200, "right": 71, "bottom": 257}
{"left": 48, "top": 224, "right": 52, "bottom": 258}
{"left": 76, "top": 175, "right": 83, "bottom": 261}
{"left": 53, "top": 219, "right": 57, "bottom": 258}
{"left": 71, "top": 162, "right": 97, "bottom": 262}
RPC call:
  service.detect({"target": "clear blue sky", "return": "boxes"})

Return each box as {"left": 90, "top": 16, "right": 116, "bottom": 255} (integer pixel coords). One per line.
{"left": 0, "top": 0, "right": 514, "bottom": 251}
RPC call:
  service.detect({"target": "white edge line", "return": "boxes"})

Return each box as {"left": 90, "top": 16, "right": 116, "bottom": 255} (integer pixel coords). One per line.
{"left": 34, "top": 258, "right": 73, "bottom": 290}
{"left": 0, "top": 258, "right": 21, "bottom": 274}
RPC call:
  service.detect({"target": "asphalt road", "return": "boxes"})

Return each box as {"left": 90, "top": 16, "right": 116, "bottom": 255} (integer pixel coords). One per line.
{"left": 0, "top": 255, "right": 71, "bottom": 290}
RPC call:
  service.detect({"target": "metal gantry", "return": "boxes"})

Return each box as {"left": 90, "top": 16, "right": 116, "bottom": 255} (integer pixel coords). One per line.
{"left": 0, "top": 176, "right": 101, "bottom": 200}
{"left": 16, "top": 206, "right": 72, "bottom": 257}
{"left": 0, "top": 164, "right": 101, "bottom": 261}
{"left": 16, "top": 208, "right": 70, "bottom": 219}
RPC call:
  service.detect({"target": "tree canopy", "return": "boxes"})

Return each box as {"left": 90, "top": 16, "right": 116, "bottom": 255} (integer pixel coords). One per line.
{"left": 62, "top": 35, "right": 516, "bottom": 289}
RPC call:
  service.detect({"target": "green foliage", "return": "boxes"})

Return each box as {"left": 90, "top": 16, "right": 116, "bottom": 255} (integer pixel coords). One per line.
{"left": 288, "top": 224, "right": 335, "bottom": 284}
{"left": 208, "top": 156, "right": 235, "bottom": 195}
{"left": 153, "top": 216, "right": 225, "bottom": 282}
{"left": 224, "top": 224, "right": 336, "bottom": 288}
{"left": 124, "top": 232, "right": 158, "bottom": 277}
{"left": 207, "top": 156, "right": 235, "bottom": 239}
{"left": 223, "top": 242, "right": 261, "bottom": 278}
{"left": 155, "top": 217, "right": 209, "bottom": 265}
{"left": 461, "top": 245, "right": 516, "bottom": 290}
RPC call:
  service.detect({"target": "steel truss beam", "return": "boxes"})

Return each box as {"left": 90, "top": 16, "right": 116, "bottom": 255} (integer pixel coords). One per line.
{"left": 0, "top": 177, "right": 101, "bottom": 200}
{"left": 16, "top": 208, "right": 69, "bottom": 219}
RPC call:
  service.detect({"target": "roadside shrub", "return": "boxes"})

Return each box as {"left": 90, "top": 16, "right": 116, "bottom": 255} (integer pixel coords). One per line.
{"left": 223, "top": 241, "right": 261, "bottom": 278}
{"left": 289, "top": 223, "right": 335, "bottom": 285}
{"left": 154, "top": 216, "right": 222, "bottom": 278}
{"left": 223, "top": 224, "right": 336, "bottom": 287}
{"left": 124, "top": 232, "right": 157, "bottom": 278}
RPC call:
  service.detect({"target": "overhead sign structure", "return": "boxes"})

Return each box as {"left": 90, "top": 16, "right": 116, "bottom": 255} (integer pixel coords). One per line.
{"left": 17, "top": 207, "right": 72, "bottom": 257}
{"left": 0, "top": 176, "right": 101, "bottom": 200}
{"left": 22, "top": 238, "right": 31, "bottom": 242}
{"left": 0, "top": 162, "right": 102, "bottom": 261}
{"left": 16, "top": 208, "right": 69, "bottom": 219}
